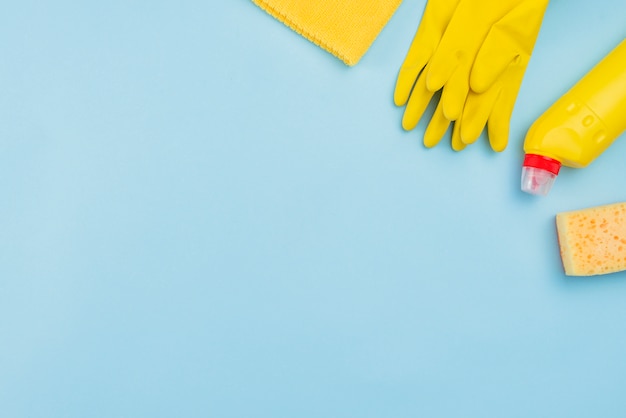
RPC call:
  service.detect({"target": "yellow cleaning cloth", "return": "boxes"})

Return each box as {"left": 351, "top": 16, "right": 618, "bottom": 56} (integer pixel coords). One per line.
{"left": 253, "top": 0, "right": 402, "bottom": 66}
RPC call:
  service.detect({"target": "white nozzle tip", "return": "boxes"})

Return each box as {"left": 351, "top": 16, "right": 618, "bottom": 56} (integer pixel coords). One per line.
{"left": 521, "top": 166, "right": 557, "bottom": 196}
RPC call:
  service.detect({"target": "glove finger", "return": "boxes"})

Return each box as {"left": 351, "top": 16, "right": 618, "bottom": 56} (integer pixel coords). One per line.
{"left": 424, "top": 6, "right": 465, "bottom": 92}
{"left": 440, "top": 66, "right": 469, "bottom": 120}
{"left": 487, "top": 88, "right": 518, "bottom": 152}
{"left": 425, "top": 52, "right": 458, "bottom": 93}
{"left": 424, "top": 99, "right": 451, "bottom": 148}
{"left": 451, "top": 119, "right": 466, "bottom": 152}
{"left": 470, "top": 35, "right": 518, "bottom": 94}
{"left": 401, "top": 72, "right": 435, "bottom": 131}
{"left": 470, "top": 0, "right": 549, "bottom": 93}
{"left": 486, "top": 59, "right": 527, "bottom": 151}
{"left": 487, "top": 108, "right": 511, "bottom": 153}
{"left": 395, "top": 62, "right": 427, "bottom": 107}
{"left": 460, "top": 86, "right": 500, "bottom": 145}
{"left": 394, "top": 0, "right": 461, "bottom": 106}
{"left": 394, "top": 36, "right": 431, "bottom": 107}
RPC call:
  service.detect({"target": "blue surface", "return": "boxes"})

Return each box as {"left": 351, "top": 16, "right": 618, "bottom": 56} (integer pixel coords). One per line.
{"left": 1, "top": 1, "right": 626, "bottom": 417}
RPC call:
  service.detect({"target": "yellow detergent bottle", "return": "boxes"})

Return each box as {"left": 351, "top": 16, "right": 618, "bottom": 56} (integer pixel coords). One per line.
{"left": 521, "top": 38, "right": 626, "bottom": 196}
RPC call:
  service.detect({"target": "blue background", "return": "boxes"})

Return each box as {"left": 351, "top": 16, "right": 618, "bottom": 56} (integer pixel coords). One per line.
{"left": 1, "top": 1, "right": 626, "bottom": 417}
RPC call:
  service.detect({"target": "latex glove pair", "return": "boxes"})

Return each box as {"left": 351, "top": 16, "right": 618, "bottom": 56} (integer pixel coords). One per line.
{"left": 394, "top": 0, "right": 549, "bottom": 152}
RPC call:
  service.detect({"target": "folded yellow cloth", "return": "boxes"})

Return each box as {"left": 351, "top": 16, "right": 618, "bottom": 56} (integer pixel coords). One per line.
{"left": 253, "top": 0, "right": 402, "bottom": 66}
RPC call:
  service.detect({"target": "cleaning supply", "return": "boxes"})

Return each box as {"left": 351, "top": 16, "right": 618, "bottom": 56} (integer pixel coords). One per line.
{"left": 394, "top": 0, "right": 460, "bottom": 110}
{"left": 252, "top": 0, "right": 402, "bottom": 66}
{"left": 395, "top": 0, "right": 548, "bottom": 151}
{"left": 556, "top": 202, "right": 626, "bottom": 276}
{"left": 394, "top": 0, "right": 463, "bottom": 149}
{"left": 522, "top": 39, "right": 626, "bottom": 196}
{"left": 453, "top": 0, "right": 548, "bottom": 151}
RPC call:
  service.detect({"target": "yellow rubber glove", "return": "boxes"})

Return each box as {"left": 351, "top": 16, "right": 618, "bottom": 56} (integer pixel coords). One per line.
{"left": 395, "top": 0, "right": 522, "bottom": 136}
{"left": 394, "top": 0, "right": 460, "bottom": 136}
{"left": 454, "top": 0, "right": 549, "bottom": 151}
{"left": 424, "top": 0, "right": 527, "bottom": 122}
{"left": 395, "top": 0, "right": 548, "bottom": 151}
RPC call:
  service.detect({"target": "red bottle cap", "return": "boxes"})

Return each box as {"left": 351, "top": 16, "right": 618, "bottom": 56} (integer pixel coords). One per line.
{"left": 522, "top": 154, "right": 562, "bottom": 175}
{"left": 521, "top": 154, "right": 562, "bottom": 196}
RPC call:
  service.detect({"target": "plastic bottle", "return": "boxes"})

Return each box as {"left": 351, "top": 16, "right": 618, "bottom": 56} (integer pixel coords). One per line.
{"left": 521, "top": 38, "right": 626, "bottom": 196}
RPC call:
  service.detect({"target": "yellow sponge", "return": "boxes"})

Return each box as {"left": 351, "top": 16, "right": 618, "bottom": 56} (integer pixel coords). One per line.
{"left": 556, "top": 202, "right": 626, "bottom": 276}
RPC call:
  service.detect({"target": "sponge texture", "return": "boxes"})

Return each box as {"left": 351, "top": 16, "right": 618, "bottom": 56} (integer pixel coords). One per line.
{"left": 556, "top": 202, "right": 626, "bottom": 276}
